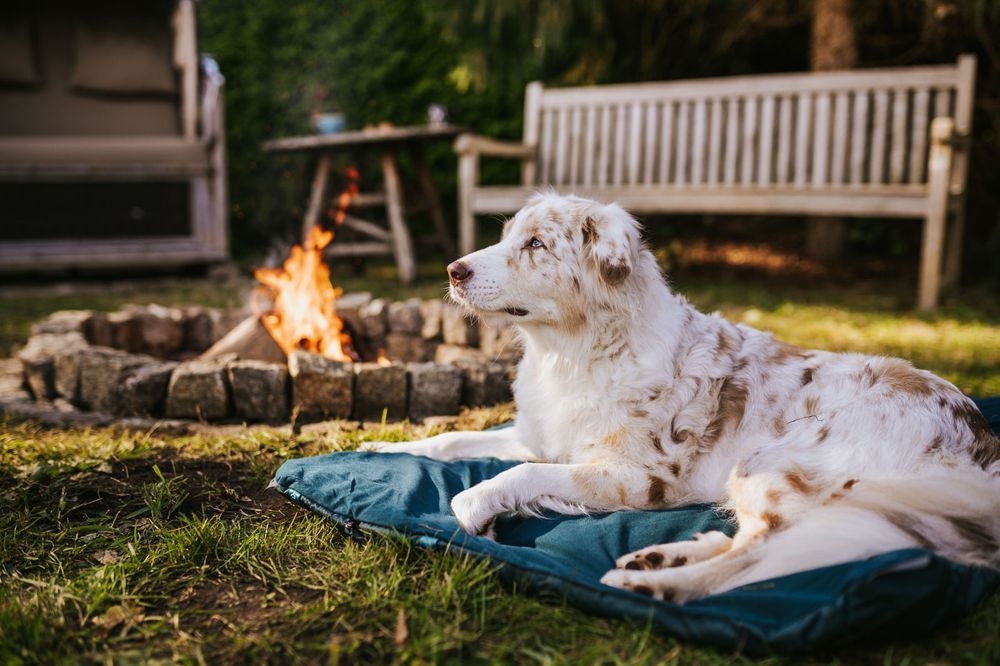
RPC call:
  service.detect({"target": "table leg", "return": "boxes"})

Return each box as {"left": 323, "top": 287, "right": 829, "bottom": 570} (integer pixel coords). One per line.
{"left": 380, "top": 151, "right": 417, "bottom": 284}
{"left": 302, "top": 154, "right": 332, "bottom": 241}
{"left": 410, "top": 147, "right": 457, "bottom": 258}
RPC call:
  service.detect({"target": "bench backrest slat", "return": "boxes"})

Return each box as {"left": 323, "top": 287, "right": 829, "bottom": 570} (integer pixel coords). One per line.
{"left": 524, "top": 57, "right": 973, "bottom": 191}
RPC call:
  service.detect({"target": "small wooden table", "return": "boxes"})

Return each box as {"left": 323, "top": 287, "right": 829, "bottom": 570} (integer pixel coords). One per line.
{"left": 263, "top": 124, "right": 463, "bottom": 284}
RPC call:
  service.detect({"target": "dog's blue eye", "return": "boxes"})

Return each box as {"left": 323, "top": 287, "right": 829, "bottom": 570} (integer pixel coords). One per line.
{"left": 528, "top": 237, "right": 544, "bottom": 249}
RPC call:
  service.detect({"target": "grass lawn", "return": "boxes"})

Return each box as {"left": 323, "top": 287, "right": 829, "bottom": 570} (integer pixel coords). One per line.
{"left": 1, "top": 255, "right": 999, "bottom": 663}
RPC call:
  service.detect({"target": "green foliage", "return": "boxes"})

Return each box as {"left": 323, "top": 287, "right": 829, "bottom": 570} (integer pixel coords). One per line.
{"left": 198, "top": 0, "right": 1000, "bottom": 284}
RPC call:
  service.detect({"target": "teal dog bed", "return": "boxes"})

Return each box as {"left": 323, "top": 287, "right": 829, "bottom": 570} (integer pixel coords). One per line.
{"left": 272, "top": 397, "right": 1000, "bottom": 653}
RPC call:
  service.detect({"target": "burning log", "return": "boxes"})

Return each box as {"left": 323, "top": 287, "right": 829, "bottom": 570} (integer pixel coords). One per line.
{"left": 198, "top": 315, "right": 286, "bottom": 365}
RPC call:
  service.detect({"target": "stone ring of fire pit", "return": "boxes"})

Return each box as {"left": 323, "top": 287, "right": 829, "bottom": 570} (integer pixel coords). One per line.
{"left": 13, "top": 293, "right": 519, "bottom": 427}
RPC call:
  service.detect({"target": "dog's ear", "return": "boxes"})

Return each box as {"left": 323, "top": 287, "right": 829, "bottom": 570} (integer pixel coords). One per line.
{"left": 582, "top": 203, "right": 639, "bottom": 286}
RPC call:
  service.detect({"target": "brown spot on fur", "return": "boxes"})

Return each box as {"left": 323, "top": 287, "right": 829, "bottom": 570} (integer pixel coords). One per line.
{"left": 633, "top": 585, "right": 655, "bottom": 597}
{"left": 702, "top": 377, "right": 749, "bottom": 444}
{"left": 868, "top": 358, "right": 935, "bottom": 397}
{"left": 669, "top": 461, "right": 682, "bottom": 477}
{"left": 817, "top": 425, "right": 831, "bottom": 443}
{"left": 650, "top": 433, "right": 664, "bottom": 454}
{"left": 772, "top": 412, "right": 787, "bottom": 437}
{"left": 625, "top": 560, "right": 641, "bottom": 570}
{"left": 842, "top": 479, "right": 857, "bottom": 490}
{"left": 506, "top": 255, "right": 515, "bottom": 269}
{"left": 770, "top": 342, "right": 811, "bottom": 364}
{"left": 646, "top": 476, "right": 668, "bottom": 506}
{"left": 616, "top": 484, "right": 628, "bottom": 505}
{"left": 801, "top": 367, "right": 814, "bottom": 386}
{"left": 600, "top": 259, "right": 630, "bottom": 285}
{"left": 631, "top": 408, "right": 649, "bottom": 419}
{"left": 715, "top": 329, "right": 737, "bottom": 360}
{"left": 950, "top": 400, "right": 1000, "bottom": 469}
{"left": 926, "top": 434, "right": 943, "bottom": 455}
{"left": 766, "top": 489, "right": 783, "bottom": 503}
{"left": 761, "top": 512, "right": 784, "bottom": 530}
{"left": 572, "top": 276, "right": 581, "bottom": 291}
{"left": 949, "top": 516, "right": 998, "bottom": 553}
{"left": 803, "top": 395, "right": 820, "bottom": 417}
{"left": 670, "top": 556, "right": 687, "bottom": 567}
{"left": 884, "top": 512, "right": 935, "bottom": 550}
{"left": 644, "top": 552, "right": 664, "bottom": 567}
{"left": 784, "top": 469, "right": 814, "bottom": 495}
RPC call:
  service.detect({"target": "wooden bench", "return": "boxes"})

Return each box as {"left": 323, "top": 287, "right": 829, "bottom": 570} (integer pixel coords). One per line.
{"left": 455, "top": 56, "right": 976, "bottom": 310}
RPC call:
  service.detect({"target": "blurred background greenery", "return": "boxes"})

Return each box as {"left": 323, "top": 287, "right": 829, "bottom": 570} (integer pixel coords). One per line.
{"left": 199, "top": 0, "right": 1000, "bottom": 286}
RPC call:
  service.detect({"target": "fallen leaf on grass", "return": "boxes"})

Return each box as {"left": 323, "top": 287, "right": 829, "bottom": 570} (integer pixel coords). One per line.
{"left": 394, "top": 608, "right": 409, "bottom": 646}
{"left": 91, "top": 602, "right": 145, "bottom": 638}
{"left": 93, "top": 550, "right": 119, "bottom": 565}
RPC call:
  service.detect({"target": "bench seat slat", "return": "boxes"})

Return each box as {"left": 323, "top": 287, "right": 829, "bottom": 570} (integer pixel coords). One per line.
{"left": 469, "top": 184, "right": 929, "bottom": 218}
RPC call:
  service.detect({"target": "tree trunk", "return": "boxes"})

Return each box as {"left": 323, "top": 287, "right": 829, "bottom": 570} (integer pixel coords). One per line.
{"left": 806, "top": 0, "right": 857, "bottom": 262}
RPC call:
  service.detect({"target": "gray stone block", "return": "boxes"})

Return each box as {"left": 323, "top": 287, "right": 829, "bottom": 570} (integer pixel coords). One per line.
{"left": 441, "top": 304, "right": 479, "bottom": 346}
{"left": 434, "top": 344, "right": 487, "bottom": 366}
{"left": 79, "top": 347, "right": 156, "bottom": 413}
{"left": 288, "top": 351, "right": 353, "bottom": 421}
{"left": 456, "top": 359, "right": 515, "bottom": 407}
{"left": 385, "top": 333, "right": 435, "bottom": 363}
{"left": 420, "top": 300, "right": 444, "bottom": 340}
{"left": 407, "top": 362, "right": 462, "bottom": 420}
{"left": 17, "top": 332, "right": 87, "bottom": 401}
{"left": 30, "top": 310, "right": 112, "bottom": 346}
{"left": 387, "top": 298, "right": 423, "bottom": 335}
{"left": 119, "top": 362, "right": 177, "bottom": 417}
{"left": 166, "top": 361, "right": 230, "bottom": 420}
{"left": 183, "top": 308, "right": 221, "bottom": 353}
{"left": 336, "top": 292, "right": 372, "bottom": 342}
{"left": 360, "top": 298, "right": 389, "bottom": 339}
{"left": 352, "top": 362, "right": 407, "bottom": 422}
{"left": 228, "top": 360, "right": 289, "bottom": 423}
{"left": 479, "top": 321, "right": 522, "bottom": 362}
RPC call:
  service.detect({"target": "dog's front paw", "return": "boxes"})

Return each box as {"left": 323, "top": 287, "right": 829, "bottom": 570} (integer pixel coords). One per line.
{"left": 450, "top": 485, "right": 504, "bottom": 538}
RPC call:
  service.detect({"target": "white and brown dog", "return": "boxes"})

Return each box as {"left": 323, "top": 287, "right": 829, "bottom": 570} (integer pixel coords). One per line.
{"left": 368, "top": 193, "right": 1000, "bottom": 602}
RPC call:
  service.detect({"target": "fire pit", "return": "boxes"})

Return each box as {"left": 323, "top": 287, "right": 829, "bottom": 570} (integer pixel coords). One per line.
{"left": 10, "top": 295, "right": 518, "bottom": 427}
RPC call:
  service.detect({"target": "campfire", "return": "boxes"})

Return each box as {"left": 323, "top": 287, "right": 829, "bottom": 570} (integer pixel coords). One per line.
{"left": 253, "top": 225, "right": 356, "bottom": 362}
{"left": 251, "top": 167, "right": 360, "bottom": 363}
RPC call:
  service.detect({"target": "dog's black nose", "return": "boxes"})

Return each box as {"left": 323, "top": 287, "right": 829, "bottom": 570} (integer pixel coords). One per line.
{"left": 448, "top": 260, "right": 473, "bottom": 284}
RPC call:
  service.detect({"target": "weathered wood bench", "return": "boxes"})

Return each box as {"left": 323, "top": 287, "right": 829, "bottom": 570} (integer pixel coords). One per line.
{"left": 455, "top": 56, "right": 976, "bottom": 310}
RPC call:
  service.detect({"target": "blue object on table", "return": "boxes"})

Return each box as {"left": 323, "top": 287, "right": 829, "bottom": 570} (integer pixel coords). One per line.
{"left": 313, "top": 112, "right": 346, "bottom": 134}
{"left": 272, "top": 397, "right": 1000, "bottom": 653}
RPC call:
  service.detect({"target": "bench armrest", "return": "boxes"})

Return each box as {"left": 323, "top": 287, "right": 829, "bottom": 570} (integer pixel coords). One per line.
{"left": 454, "top": 134, "right": 535, "bottom": 159}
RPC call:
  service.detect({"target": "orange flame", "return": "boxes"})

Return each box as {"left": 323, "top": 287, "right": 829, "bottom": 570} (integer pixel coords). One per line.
{"left": 253, "top": 168, "right": 360, "bottom": 361}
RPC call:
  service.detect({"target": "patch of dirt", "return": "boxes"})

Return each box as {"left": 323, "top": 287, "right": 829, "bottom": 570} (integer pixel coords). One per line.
{"left": 18, "top": 453, "right": 304, "bottom": 524}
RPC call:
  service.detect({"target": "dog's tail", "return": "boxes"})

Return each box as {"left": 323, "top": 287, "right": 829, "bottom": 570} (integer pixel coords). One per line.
{"left": 720, "top": 469, "right": 1000, "bottom": 593}
{"left": 833, "top": 470, "right": 1000, "bottom": 568}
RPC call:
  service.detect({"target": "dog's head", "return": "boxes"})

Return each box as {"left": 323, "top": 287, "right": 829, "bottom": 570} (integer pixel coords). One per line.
{"left": 447, "top": 193, "right": 643, "bottom": 327}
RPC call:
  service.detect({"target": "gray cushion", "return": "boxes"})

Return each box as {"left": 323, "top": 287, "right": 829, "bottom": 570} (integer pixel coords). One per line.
{"left": 0, "top": 18, "right": 39, "bottom": 86}
{"left": 71, "top": 17, "right": 177, "bottom": 95}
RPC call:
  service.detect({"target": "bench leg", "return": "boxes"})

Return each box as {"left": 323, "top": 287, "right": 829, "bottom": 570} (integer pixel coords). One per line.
{"left": 918, "top": 118, "right": 955, "bottom": 312}
{"left": 458, "top": 152, "right": 478, "bottom": 256}
{"left": 942, "top": 197, "right": 966, "bottom": 291}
